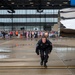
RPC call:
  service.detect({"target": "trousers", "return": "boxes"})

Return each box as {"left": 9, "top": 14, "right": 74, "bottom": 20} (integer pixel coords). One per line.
{"left": 40, "top": 50, "right": 49, "bottom": 63}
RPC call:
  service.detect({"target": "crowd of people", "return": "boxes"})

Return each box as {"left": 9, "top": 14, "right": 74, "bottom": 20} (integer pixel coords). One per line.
{"left": 0, "top": 30, "right": 58, "bottom": 40}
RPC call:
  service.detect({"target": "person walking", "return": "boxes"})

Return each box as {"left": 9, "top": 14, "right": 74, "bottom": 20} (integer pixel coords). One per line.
{"left": 36, "top": 35, "right": 52, "bottom": 68}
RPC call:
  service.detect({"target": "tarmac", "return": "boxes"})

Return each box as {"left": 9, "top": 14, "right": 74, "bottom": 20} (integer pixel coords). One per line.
{"left": 0, "top": 38, "right": 75, "bottom": 75}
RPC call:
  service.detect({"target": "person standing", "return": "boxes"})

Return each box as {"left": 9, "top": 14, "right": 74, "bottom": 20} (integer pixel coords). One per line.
{"left": 36, "top": 35, "right": 52, "bottom": 68}
{"left": 2, "top": 31, "right": 6, "bottom": 40}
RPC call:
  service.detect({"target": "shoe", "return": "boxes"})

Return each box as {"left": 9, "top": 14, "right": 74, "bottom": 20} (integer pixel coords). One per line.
{"left": 40, "top": 61, "right": 43, "bottom": 66}
{"left": 44, "top": 63, "right": 47, "bottom": 68}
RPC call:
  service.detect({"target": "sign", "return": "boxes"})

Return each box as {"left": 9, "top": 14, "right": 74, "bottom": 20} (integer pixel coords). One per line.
{"left": 70, "top": 0, "right": 75, "bottom": 6}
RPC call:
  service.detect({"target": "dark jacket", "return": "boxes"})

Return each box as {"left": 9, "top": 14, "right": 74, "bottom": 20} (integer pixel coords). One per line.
{"left": 36, "top": 39, "right": 52, "bottom": 55}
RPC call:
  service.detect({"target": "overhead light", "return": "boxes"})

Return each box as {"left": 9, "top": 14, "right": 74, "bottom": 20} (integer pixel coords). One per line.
{"left": 17, "top": 5, "right": 19, "bottom": 7}
{"left": 29, "top": 0, "right": 32, "bottom": 1}
{"left": 46, "top": 4, "right": 49, "bottom": 6}
{"left": 59, "top": 4, "right": 62, "bottom": 6}
{"left": 1, "top": 6, "right": 4, "bottom": 7}
{"left": 31, "top": 5, "right": 34, "bottom": 6}
{"left": 30, "top": 2, "right": 33, "bottom": 4}
{"left": 8, "top": 0, "right": 11, "bottom": 1}
{"left": 52, "top": 4, "right": 54, "bottom": 6}
{"left": 23, "top": 5, "right": 25, "bottom": 7}
{"left": 7, "top": 10, "right": 15, "bottom": 13}
{"left": 63, "top": 2, "right": 68, "bottom": 4}
{"left": 47, "top": 2, "right": 50, "bottom": 4}
{"left": 11, "top": 2, "right": 14, "bottom": 4}
{"left": 37, "top": 9, "right": 43, "bottom": 13}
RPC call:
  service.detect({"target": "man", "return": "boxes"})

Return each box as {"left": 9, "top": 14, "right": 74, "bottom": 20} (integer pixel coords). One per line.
{"left": 2, "top": 31, "right": 6, "bottom": 40}
{"left": 36, "top": 35, "right": 52, "bottom": 68}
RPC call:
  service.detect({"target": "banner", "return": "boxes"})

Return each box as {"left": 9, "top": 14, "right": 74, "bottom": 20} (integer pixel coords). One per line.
{"left": 70, "top": 0, "right": 75, "bottom": 6}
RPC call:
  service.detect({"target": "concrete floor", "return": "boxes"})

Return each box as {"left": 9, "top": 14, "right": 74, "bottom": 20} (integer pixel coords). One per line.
{"left": 0, "top": 38, "right": 75, "bottom": 75}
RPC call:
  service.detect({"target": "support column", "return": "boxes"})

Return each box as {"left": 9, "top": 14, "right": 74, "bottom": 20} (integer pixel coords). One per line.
{"left": 58, "top": 10, "right": 60, "bottom": 37}
{"left": 12, "top": 12, "right": 13, "bottom": 31}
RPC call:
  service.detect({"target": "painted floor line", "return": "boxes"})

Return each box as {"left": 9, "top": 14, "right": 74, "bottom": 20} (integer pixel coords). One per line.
{"left": 0, "top": 66, "right": 75, "bottom": 69}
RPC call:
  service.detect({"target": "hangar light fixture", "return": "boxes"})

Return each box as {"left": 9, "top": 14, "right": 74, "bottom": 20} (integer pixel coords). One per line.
{"left": 11, "top": 2, "right": 15, "bottom": 4}
{"left": 1, "top": 6, "right": 4, "bottom": 7}
{"left": 30, "top": 2, "right": 34, "bottom": 4}
{"left": 47, "top": 2, "right": 50, "bottom": 4}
